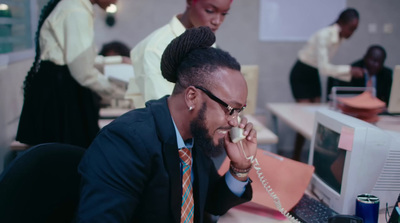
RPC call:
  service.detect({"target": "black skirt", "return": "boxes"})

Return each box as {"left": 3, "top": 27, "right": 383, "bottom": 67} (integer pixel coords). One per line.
{"left": 289, "top": 60, "right": 321, "bottom": 99}
{"left": 16, "top": 61, "right": 100, "bottom": 148}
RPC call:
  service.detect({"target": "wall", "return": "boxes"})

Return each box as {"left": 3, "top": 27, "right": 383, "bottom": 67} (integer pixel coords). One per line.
{"left": 93, "top": 0, "right": 400, "bottom": 153}
{"left": 0, "top": 0, "right": 399, "bottom": 172}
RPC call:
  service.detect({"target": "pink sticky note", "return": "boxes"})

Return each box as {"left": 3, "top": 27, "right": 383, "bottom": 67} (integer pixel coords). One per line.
{"left": 338, "top": 126, "right": 354, "bottom": 151}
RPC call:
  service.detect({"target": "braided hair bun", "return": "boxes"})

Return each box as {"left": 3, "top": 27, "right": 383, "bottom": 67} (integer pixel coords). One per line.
{"left": 161, "top": 26, "right": 215, "bottom": 83}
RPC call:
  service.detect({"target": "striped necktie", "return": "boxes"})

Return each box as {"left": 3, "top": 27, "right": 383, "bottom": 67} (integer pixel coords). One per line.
{"left": 179, "top": 148, "right": 194, "bottom": 223}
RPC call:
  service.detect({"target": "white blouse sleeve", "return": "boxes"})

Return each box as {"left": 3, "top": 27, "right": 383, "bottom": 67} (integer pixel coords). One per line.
{"left": 315, "top": 33, "right": 352, "bottom": 82}
{"left": 62, "top": 10, "right": 119, "bottom": 98}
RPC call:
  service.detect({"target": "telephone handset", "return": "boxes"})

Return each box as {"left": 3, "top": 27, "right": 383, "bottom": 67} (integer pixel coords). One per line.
{"left": 229, "top": 117, "right": 300, "bottom": 223}
{"left": 229, "top": 127, "right": 246, "bottom": 143}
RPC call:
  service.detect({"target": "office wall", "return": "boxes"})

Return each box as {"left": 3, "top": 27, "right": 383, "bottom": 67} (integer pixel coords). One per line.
{"left": 93, "top": 0, "right": 400, "bottom": 153}
{"left": 0, "top": 0, "right": 399, "bottom": 172}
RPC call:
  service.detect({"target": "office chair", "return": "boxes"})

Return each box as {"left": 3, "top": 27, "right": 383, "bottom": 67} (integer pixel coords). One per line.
{"left": 0, "top": 143, "right": 86, "bottom": 223}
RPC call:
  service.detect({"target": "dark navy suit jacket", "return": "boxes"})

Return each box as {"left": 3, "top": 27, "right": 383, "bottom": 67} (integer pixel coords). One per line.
{"left": 327, "top": 59, "right": 393, "bottom": 105}
{"left": 76, "top": 96, "right": 252, "bottom": 222}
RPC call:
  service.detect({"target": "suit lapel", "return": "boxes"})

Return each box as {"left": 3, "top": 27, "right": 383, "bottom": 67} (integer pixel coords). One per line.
{"left": 149, "top": 96, "right": 181, "bottom": 222}
{"left": 193, "top": 146, "right": 210, "bottom": 222}
{"left": 163, "top": 143, "right": 181, "bottom": 223}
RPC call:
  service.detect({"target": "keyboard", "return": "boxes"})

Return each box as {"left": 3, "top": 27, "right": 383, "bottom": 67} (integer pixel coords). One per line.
{"left": 289, "top": 194, "right": 339, "bottom": 223}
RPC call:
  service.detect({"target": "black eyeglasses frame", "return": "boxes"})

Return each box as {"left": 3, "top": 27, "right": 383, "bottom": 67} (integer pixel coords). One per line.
{"left": 194, "top": 85, "right": 246, "bottom": 116}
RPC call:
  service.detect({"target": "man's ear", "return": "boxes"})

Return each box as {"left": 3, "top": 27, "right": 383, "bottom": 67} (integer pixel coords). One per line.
{"left": 186, "top": 0, "right": 194, "bottom": 7}
{"left": 185, "top": 86, "right": 198, "bottom": 110}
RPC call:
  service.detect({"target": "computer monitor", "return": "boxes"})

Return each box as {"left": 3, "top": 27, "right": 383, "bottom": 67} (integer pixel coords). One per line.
{"left": 308, "top": 109, "right": 400, "bottom": 214}
{"left": 388, "top": 65, "right": 400, "bottom": 114}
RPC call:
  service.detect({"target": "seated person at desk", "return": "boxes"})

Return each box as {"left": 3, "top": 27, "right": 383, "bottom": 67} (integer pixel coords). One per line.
{"left": 125, "top": 0, "right": 233, "bottom": 108}
{"left": 327, "top": 45, "right": 393, "bottom": 105}
{"left": 76, "top": 27, "right": 257, "bottom": 222}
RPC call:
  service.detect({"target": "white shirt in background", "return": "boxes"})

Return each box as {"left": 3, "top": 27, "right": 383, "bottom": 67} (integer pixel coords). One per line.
{"left": 39, "top": 0, "right": 122, "bottom": 98}
{"left": 298, "top": 23, "right": 352, "bottom": 82}
{"left": 126, "top": 15, "right": 186, "bottom": 108}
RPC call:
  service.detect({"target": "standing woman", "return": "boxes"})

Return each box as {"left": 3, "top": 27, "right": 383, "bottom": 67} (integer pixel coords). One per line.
{"left": 289, "top": 8, "right": 363, "bottom": 161}
{"left": 290, "top": 8, "right": 363, "bottom": 103}
{"left": 16, "top": 0, "right": 124, "bottom": 148}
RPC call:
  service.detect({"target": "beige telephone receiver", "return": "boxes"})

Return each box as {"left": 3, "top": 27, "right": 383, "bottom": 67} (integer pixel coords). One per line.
{"left": 229, "top": 117, "right": 300, "bottom": 223}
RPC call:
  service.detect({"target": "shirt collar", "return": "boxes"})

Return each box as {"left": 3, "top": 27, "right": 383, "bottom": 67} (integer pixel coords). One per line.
{"left": 171, "top": 118, "right": 194, "bottom": 150}
{"left": 170, "top": 14, "right": 217, "bottom": 48}
{"left": 170, "top": 15, "right": 187, "bottom": 38}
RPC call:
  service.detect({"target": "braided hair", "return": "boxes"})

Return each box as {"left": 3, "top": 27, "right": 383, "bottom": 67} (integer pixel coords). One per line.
{"left": 161, "top": 26, "right": 240, "bottom": 94}
{"left": 23, "top": 0, "right": 61, "bottom": 98}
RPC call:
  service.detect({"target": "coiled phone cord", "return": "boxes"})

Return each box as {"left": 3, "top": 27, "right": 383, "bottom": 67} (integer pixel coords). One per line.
{"left": 239, "top": 140, "right": 301, "bottom": 223}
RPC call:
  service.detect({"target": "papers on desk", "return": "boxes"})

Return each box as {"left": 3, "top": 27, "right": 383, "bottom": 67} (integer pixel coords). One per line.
{"left": 104, "top": 64, "right": 135, "bottom": 84}
{"left": 337, "top": 91, "right": 386, "bottom": 123}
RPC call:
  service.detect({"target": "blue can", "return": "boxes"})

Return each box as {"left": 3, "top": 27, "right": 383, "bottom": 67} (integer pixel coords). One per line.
{"left": 355, "top": 194, "right": 379, "bottom": 223}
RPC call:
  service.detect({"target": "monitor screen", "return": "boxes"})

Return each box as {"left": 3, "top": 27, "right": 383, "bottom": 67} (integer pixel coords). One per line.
{"left": 313, "top": 123, "right": 345, "bottom": 194}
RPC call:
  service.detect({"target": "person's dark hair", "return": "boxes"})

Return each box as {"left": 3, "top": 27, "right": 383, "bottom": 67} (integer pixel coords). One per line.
{"left": 161, "top": 26, "right": 240, "bottom": 94}
{"left": 99, "top": 41, "right": 131, "bottom": 57}
{"left": 366, "top": 45, "right": 387, "bottom": 61}
{"left": 335, "top": 8, "right": 359, "bottom": 25}
{"left": 23, "top": 0, "right": 61, "bottom": 98}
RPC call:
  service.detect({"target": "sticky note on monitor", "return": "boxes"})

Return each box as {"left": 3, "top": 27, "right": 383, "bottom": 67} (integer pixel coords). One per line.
{"left": 338, "top": 126, "right": 354, "bottom": 151}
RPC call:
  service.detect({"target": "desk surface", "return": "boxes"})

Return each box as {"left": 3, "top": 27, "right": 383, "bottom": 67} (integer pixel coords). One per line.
{"left": 266, "top": 103, "right": 328, "bottom": 140}
{"left": 266, "top": 102, "right": 400, "bottom": 140}
{"left": 218, "top": 205, "right": 388, "bottom": 222}
{"left": 99, "top": 108, "right": 278, "bottom": 144}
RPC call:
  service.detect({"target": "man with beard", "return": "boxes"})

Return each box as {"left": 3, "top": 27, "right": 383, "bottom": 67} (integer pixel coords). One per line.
{"left": 76, "top": 26, "right": 257, "bottom": 223}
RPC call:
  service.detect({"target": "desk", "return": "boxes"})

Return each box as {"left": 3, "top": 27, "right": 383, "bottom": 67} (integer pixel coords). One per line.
{"left": 266, "top": 103, "right": 328, "bottom": 140}
{"left": 218, "top": 205, "right": 388, "bottom": 222}
{"left": 99, "top": 108, "right": 278, "bottom": 144}
{"left": 219, "top": 207, "right": 290, "bottom": 223}
{"left": 266, "top": 102, "right": 400, "bottom": 140}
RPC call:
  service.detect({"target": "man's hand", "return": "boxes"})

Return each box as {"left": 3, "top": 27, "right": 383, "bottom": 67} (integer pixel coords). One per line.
{"left": 224, "top": 116, "right": 257, "bottom": 180}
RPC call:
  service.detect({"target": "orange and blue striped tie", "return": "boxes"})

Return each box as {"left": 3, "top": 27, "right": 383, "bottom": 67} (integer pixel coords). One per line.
{"left": 179, "top": 148, "right": 194, "bottom": 223}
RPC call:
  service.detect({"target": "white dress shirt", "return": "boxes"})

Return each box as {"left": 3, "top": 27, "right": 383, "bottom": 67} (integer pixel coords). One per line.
{"left": 39, "top": 0, "right": 122, "bottom": 98}
{"left": 298, "top": 24, "right": 352, "bottom": 82}
{"left": 125, "top": 15, "right": 185, "bottom": 108}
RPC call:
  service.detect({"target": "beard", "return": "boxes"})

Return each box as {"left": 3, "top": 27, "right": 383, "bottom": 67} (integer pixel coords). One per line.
{"left": 190, "top": 103, "right": 225, "bottom": 158}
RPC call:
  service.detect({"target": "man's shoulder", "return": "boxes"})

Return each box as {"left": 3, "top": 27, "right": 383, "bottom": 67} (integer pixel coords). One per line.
{"left": 381, "top": 66, "right": 393, "bottom": 76}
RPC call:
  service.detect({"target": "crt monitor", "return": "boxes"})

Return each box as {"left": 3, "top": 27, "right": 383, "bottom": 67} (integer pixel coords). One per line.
{"left": 308, "top": 109, "right": 400, "bottom": 214}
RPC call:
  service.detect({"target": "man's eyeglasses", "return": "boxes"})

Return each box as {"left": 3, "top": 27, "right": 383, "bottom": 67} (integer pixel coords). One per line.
{"left": 194, "top": 86, "right": 246, "bottom": 116}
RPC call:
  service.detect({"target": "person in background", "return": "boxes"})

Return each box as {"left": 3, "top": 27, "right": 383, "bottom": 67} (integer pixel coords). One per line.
{"left": 327, "top": 45, "right": 393, "bottom": 105}
{"left": 16, "top": 0, "right": 127, "bottom": 149}
{"left": 76, "top": 27, "right": 257, "bottom": 223}
{"left": 99, "top": 40, "right": 131, "bottom": 57}
{"left": 289, "top": 8, "right": 363, "bottom": 161}
{"left": 125, "top": 0, "right": 233, "bottom": 108}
